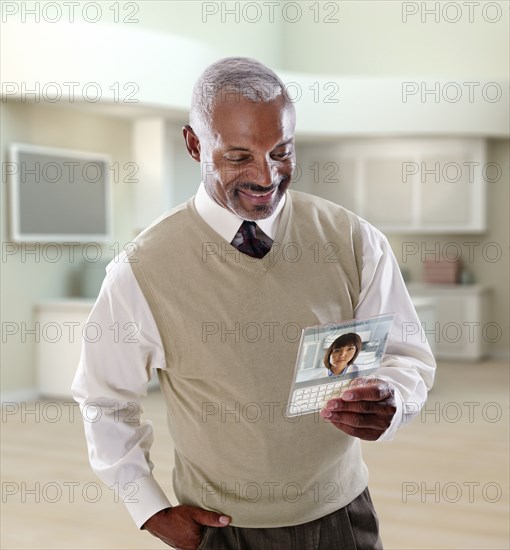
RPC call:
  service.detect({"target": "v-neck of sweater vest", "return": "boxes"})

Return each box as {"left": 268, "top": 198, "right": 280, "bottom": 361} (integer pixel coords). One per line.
{"left": 186, "top": 191, "right": 293, "bottom": 273}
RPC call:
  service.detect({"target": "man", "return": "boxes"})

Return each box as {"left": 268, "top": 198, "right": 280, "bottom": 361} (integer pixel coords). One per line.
{"left": 72, "top": 57, "right": 435, "bottom": 550}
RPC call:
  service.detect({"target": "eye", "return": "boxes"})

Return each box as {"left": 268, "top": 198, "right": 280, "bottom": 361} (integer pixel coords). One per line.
{"left": 272, "top": 151, "right": 292, "bottom": 160}
{"left": 225, "top": 156, "right": 249, "bottom": 163}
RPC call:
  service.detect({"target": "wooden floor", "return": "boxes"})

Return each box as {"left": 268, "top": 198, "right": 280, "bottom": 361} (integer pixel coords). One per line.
{"left": 1, "top": 361, "right": 508, "bottom": 550}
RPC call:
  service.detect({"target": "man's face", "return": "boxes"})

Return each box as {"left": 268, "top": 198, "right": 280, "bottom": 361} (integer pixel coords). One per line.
{"left": 186, "top": 94, "right": 296, "bottom": 221}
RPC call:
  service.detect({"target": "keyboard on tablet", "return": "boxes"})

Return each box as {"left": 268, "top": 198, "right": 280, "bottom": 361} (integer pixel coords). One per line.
{"left": 288, "top": 380, "right": 351, "bottom": 416}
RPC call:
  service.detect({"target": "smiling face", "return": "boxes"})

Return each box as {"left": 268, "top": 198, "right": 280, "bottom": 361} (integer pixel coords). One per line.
{"left": 329, "top": 344, "right": 357, "bottom": 374}
{"left": 183, "top": 94, "right": 296, "bottom": 221}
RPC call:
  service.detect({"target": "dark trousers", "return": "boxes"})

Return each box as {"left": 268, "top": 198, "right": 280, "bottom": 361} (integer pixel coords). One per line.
{"left": 197, "top": 487, "right": 383, "bottom": 550}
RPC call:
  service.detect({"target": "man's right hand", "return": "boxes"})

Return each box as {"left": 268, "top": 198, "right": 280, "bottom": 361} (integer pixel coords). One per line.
{"left": 142, "top": 505, "right": 231, "bottom": 550}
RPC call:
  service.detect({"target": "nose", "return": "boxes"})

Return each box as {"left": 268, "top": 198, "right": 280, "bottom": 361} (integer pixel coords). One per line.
{"left": 246, "top": 159, "right": 275, "bottom": 189}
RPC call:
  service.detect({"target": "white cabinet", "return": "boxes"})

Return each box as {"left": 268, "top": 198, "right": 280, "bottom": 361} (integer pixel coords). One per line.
{"left": 34, "top": 300, "right": 160, "bottom": 398}
{"left": 410, "top": 297, "right": 437, "bottom": 357}
{"left": 407, "top": 284, "right": 492, "bottom": 361}
{"left": 34, "top": 300, "right": 94, "bottom": 399}
{"left": 295, "top": 138, "right": 487, "bottom": 233}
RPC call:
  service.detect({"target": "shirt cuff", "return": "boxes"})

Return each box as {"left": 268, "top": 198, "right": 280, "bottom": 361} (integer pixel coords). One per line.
{"left": 376, "top": 383, "right": 404, "bottom": 442}
{"left": 120, "top": 475, "right": 172, "bottom": 529}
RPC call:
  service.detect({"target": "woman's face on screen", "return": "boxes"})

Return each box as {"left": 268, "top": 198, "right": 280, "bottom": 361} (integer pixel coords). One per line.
{"left": 329, "top": 344, "right": 357, "bottom": 373}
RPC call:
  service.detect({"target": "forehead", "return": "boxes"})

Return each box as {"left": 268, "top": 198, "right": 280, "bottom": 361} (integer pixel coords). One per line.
{"left": 208, "top": 95, "right": 295, "bottom": 149}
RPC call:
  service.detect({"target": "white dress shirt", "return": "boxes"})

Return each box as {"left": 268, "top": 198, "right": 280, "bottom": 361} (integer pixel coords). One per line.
{"left": 72, "top": 183, "right": 436, "bottom": 528}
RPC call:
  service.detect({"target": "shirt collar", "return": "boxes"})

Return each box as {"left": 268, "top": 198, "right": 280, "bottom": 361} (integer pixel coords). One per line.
{"left": 194, "top": 181, "right": 286, "bottom": 242}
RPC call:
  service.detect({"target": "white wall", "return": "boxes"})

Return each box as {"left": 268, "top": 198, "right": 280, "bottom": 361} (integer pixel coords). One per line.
{"left": 28, "top": 0, "right": 284, "bottom": 70}
{"left": 384, "top": 138, "right": 509, "bottom": 356}
{"left": 282, "top": 1, "right": 509, "bottom": 77}
{"left": 1, "top": 0, "right": 508, "bottom": 396}
{"left": 0, "top": 102, "right": 134, "bottom": 394}
{"left": 126, "top": 0, "right": 284, "bottom": 68}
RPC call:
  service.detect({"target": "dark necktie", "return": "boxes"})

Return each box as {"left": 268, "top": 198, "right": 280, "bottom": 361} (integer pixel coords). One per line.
{"left": 231, "top": 220, "right": 273, "bottom": 259}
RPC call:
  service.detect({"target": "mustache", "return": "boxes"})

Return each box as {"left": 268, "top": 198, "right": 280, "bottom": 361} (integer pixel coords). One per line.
{"left": 235, "top": 175, "right": 290, "bottom": 194}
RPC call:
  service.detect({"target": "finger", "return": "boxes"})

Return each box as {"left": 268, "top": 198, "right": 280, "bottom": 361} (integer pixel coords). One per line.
{"left": 340, "top": 382, "right": 393, "bottom": 402}
{"left": 323, "top": 397, "right": 396, "bottom": 414}
{"left": 190, "top": 508, "right": 230, "bottom": 527}
{"left": 322, "top": 410, "right": 391, "bottom": 431}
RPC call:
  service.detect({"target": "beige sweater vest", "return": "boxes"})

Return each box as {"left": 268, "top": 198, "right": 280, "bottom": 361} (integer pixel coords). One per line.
{"left": 130, "top": 189, "right": 366, "bottom": 527}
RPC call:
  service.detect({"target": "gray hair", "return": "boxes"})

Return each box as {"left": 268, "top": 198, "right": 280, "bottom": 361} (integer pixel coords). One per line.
{"left": 190, "top": 56, "right": 294, "bottom": 132}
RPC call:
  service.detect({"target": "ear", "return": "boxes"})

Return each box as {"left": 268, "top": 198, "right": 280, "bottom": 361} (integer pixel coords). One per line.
{"left": 182, "top": 125, "right": 201, "bottom": 162}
